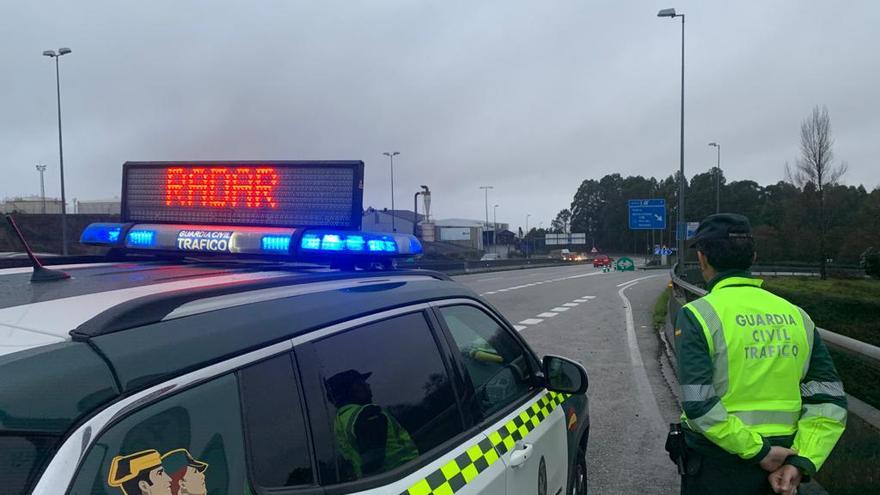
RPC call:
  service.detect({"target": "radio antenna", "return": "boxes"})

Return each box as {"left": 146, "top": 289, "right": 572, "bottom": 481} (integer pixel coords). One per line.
{"left": 4, "top": 215, "right": 71, "bottom": 282}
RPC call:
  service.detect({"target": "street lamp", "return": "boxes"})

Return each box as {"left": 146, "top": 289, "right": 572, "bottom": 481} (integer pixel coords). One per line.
{"left": 479, "top": 186, "right": 493, "bottom": 244}
{"left": 43, "top": 47, "right": 72, "bottom": 255}
{"left": 382, "top": 151, "right": 400, "bottom": 232}
{"left": 657, "top": 7, "right": 686, "bottom": 268}
{"left": 525, "top": 213, "right": 532, "bottom": 258}
{"left": 708, "top": 142, "right": 721, "bottom": 213}
{"left": 493, "top": 204, "right": 499, "bottom": 231}
{"left": 35, "top": 164, "right": 47, "bottom": 214}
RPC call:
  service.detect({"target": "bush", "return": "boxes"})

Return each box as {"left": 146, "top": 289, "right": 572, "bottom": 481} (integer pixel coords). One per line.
{"left": 861, "top": 247, "right": 880, "bottom": 279}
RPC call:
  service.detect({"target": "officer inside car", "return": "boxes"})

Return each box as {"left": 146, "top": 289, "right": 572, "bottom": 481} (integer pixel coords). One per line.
{"left": 326, "top": 369, "right": 420, "bottom": 479}
{"left": 668, "top": 213, "right": 847, "bottom": 495}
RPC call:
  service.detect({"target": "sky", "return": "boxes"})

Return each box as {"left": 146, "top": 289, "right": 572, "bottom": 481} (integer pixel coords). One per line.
{"left": 2, "top": 1, "right": 878, "bottom": 233}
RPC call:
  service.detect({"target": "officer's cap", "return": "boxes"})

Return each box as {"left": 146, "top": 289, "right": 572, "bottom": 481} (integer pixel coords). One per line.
{"left": 325, "top": 369, "right": 372, "bottom": 395}
{"left": 107, "top": 449, "right": 163, "bottom": 487}
{"left": 690, "top": 213, "right": 752, "bottom": 248}
{"left": 161, "top": 448, "right": 209, "bottom": 476}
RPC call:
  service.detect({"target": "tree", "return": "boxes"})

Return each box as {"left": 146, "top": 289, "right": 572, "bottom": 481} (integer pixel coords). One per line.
{"left": 551, "top": 209, "right": 572, "bottom": 234}
{"left": 786, "top": 106, "right": 848, "bottom": 279}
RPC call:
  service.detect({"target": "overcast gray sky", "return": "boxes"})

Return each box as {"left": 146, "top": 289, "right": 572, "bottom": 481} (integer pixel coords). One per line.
{"left": 2, "top": 1, "right": 878, "bottom": 232}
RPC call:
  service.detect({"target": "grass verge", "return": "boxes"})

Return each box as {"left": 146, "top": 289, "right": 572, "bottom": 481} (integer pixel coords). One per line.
{"left": 762, "top": 277, "right": 880, "bottom": 347}
{"left": 653, "top": 287, "right": 671, "bottom": 330}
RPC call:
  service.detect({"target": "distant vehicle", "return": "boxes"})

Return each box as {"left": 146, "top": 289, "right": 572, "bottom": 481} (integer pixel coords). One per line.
{"left": 480, "top": 253, "right": 501, "bottom": 261}
{"left": 549, "top": 248, "right": 571, "bottom": 260}
{"left": 593, "top": 254, "right": 613, "bottom": 268}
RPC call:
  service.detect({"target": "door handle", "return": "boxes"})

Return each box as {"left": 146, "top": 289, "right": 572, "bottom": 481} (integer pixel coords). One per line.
{"left": 509, "top": 442, "right": 534, "bottom": 468}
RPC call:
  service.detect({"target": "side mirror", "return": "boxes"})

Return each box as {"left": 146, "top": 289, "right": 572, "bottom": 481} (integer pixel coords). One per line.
{"left": 542, "top": 355, "right": 588, "bottom": 394}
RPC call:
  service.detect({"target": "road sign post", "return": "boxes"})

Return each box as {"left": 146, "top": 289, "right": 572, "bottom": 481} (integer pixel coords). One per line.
{"left": 628, "top": 199, "right": 666, "bottom": 230}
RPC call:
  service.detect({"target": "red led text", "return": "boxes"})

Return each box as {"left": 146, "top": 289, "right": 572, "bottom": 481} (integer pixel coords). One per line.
{"left": 165, "top": 167, "right": 279, "bottom": 208}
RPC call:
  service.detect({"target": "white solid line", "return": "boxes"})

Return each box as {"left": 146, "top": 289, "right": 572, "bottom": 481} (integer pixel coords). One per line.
{"left": 484, "top": 292, "right": 497, "bottom": 295}
{"left": 616, "top": 274, "right": 660, "bottom": 287}
{"left": 514, "top": 325, "right": 528, "bottom": 332}
{"left": 519, "top": 318, "right": 544, "bottom": 325}
{"left": 551, "top": 307, "right": 570, "bottom": 312}
{"left": 562, "top": 302, "right": 579, "bottom": 307}
{"left": 537, "top": 312, "right": 558, "bottom": 318}
{"left": 618, "top": 282, "right": 666, "bottom": 431}
{"left": 476, "top": 276, "right": 502, "bottom": 282}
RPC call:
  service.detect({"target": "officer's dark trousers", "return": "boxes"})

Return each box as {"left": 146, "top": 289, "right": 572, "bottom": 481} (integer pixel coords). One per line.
{"left": 681, "top": 450, "right": 775, "bottom": 495}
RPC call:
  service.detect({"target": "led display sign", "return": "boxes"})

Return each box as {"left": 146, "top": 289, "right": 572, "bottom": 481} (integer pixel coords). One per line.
{"left": 122, "top": 161, "right": 364, "bottom": 229}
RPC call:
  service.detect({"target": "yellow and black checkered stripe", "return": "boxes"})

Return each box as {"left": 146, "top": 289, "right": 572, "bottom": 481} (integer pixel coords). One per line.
{"left": 400, "top": 391, "right": 571, "bottom": 495}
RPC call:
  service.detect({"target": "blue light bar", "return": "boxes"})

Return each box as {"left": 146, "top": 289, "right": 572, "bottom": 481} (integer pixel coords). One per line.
{"left": 127, "top": 229, "right": 157, "bottom": 247}
{"left": 261, "top": 235, "right": 291, "bottom": 252}
{"left": 80, "top": 223, "right": 124, "bottom": 245}
{"left": 297, "top": 230, "right": 422, "bottom": 256}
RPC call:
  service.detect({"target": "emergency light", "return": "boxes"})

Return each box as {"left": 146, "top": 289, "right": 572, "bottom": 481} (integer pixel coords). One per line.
{"left": 80, "top": 160, "right": 423, "bottom": 260}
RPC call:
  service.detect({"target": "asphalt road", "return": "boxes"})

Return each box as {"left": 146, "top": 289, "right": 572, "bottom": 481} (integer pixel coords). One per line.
{"left": 454, "top": 263, "right": 682, "bottom": 494}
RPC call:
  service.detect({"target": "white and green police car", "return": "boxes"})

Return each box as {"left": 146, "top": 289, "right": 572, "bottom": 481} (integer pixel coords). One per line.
{"left": 0, "top": 161, "right": 589, "bottom": 495}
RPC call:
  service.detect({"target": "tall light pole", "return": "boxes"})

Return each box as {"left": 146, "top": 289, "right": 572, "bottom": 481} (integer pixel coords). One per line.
{"left": 35, "top": 164, "right": 47, "bottom": 214}
{"left": 493, "top": 204, "right": 499, "bottom": 231}
{"left": 479, "top": 186, "right": 493, "bottom": 245}
{"left": 382, "top": 151, "right": 400, "bottom": 232}
{"left": 657, "top": 8, "right": 685, "bottom": 268}
{"left": 708, "top": 142, "right": 721, "bottom": 213}
{"left": 525, "top": 213, "right": 531, "bottom": 258}
{"left": 43, "top": 47, "right": 72, "bottom": 255}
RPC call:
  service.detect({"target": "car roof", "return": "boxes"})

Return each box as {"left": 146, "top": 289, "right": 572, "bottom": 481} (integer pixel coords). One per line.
{"left": 0, "top": 259, "right": 479, "bottom": 434}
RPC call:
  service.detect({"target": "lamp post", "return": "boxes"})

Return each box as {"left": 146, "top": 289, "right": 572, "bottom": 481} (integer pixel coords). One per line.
{"left": 382, "top": 151, "right": 400, "bottom": 232}
{"left": 35, "top": 164, "right": 47, "bottom": 214}
{"left": 657, "top": 8, "right": 685, "bottom": 268}
{"left": 708, "top": 142, "right": 721, "bottom": 213}
{"left": 493, "top": 204, "right": 499, "bottom": 232}
{"left": 479, "top": 185, "right": 493, "bottom": 245}
{"left": 43, "top": 47, "right": 72, "bottom": 255}
{"left": 525, "top": 213, "right": 531, "bottom": 258}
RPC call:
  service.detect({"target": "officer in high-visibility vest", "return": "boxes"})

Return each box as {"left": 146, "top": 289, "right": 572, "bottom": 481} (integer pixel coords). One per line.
{"left": 672, "top": 213, "right": 846, "bottom": 495}
{"left": 326, "top": 369, "right": 419, "bottom": 480}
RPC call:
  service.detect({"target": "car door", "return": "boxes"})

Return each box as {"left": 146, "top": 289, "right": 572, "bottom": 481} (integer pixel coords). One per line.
{"left": 294, "top": 309, "right": 507, "bottom": 495}
{"left": 434, "top": 302, "right": 568, "bottom": 495}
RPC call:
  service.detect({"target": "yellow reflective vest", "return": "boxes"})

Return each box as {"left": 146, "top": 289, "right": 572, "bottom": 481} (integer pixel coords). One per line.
{"left": 675, "top": 273, "right": 847, "bottom": 475}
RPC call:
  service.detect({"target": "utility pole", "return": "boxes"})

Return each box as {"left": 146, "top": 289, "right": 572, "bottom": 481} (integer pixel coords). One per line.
{"left": 708, "top": 142, "right": 721, "bottom": 213}
{"left": 382, "top": 151, "right": 400, "bottom": 232}
{"left": 479, "top": 186, "right": 493, "bottom": 246}
{"left": 35, "top": 164, "right": 47, "bottom": 214}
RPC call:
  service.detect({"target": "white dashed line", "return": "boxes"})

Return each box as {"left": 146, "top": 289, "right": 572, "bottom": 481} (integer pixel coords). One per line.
{"left": 537, "top": 312, "right": 558, "bottom": 318}
{"left": 573, "top": 299, "right": 589, "bottom": 303}
{"left": 563, "top": 302, "right": 579, "bottom": 307}
{"left": 519, "top": 318, "right": 544, "bottom": 325}
{"left": 582, "top": 296, "right": 596, "bottom": 299}
{"left": 514, "top": 325, "right": 527, "bottom": 331}
{"left": 551, "top": 307, "right": 570, "bottom": 312}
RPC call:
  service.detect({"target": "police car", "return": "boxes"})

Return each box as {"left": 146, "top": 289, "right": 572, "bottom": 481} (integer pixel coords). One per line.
{"left": 1, "top": 161, "right": 589, "bottom": 495}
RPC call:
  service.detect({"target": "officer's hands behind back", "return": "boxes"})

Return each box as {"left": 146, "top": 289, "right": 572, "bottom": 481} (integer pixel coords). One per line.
{"left": 769, "top": 464, "right": 802, "bottom": 495}
{"left": 759, "top": 446, "right": 797, "bottom": 472}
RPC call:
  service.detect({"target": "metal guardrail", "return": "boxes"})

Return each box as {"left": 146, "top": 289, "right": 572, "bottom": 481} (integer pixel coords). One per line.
{"left": 397, "top": 257, "right": 573, "bottom": 273}
{"left": 668, "top": 266, "right": 880, "bottom": 372}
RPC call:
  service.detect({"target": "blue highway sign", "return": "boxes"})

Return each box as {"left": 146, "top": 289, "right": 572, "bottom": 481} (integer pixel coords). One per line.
{"left": 628, "top": 199, "right": 666, "bottom": 230}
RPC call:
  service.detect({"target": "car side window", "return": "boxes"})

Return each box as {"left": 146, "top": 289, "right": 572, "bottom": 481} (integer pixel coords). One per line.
{"left": 238, "top": 354, "right": 314, "bottom": 488}
{"left": 306, "top": 312, "right": 463, "bottom": 483}
{"left": 68, "top": 374, "right": 248, "bottom": 495}
{"left": 438, "top": 305, "right": 535, "bottom": 420}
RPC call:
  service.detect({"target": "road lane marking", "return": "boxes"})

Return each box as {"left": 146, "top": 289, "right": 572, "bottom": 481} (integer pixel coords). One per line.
{"left": 617, "top": 281, "right": 665, "bottom": 432}
{"left": 582, "top": 296, "right": 596, "bottom": 299}
{"left": 573, "top": 299, "right": 589, "bottom": 303}
{"left": 551, "top": 307, "right": 570, "bottom": 312}
{"left": 476, "top": 276, "right": 502, "bottom": 282}
{"left": 514, "top": 325, "right": 527, "bottom": 331}
{"left": 537, "top": 312, "right": 558, "bottom": 318}
{"left": 616, "top": 274, "right": 660, "bottom": 287}
{"left": 519, "top": 318, "right": 544, "bottom": 325}
{"left": 562, "top": 302, "right": 579, "bottom": 307}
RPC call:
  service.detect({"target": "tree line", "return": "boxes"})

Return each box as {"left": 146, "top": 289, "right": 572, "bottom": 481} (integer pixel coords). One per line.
{"left": 549, "top": 106, "right": 879, "bottom": 268}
